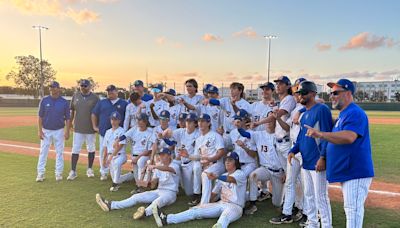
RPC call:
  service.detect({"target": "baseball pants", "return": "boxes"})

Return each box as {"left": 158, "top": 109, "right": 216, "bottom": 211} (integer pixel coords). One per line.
{"left": 275, "top": 141, "right": 291, "bottom": 171}
{"left": 71, "top": 132, "right": 96, "bottom": 154}
{"left": 301, "top": 168, "right": 332, "bottom": 228}
{"left": 99, "top": 136, "right": 106, "bottom": 176}
{"left": 109, "top": 153, "right": 127, "bottom": 184}
{"left": 342, "top": 177, "right": 372, "bottom": 228}
{"left": 111, "top": 189, "right": 176, "bottom": 216}
{"left": 249, "top": 166, "right": 284, "bottom": 207}
{"left": 282, "top": 156, "right": 305, "bottom": 215}
{"left": 37, "top": 128, "right": 65, "bottom": 176}
{"left": 200, "top": 162, "right": 226, "bottom": 205}
{"left": 180, "top": 161, "right": 202, "bottom": 196}
{"left": 167, "top": 201, "right": 243, "bottom": 228}
{"left": 240, "top": 162, "right": 257, "bottom": 177}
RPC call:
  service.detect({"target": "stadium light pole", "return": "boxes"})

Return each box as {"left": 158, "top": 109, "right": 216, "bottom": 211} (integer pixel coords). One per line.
{"left": 32, "top": 25, "right": 49, "bottom": 98}
{"left": 264, "top": 35, "right": 277, "bottom": 83}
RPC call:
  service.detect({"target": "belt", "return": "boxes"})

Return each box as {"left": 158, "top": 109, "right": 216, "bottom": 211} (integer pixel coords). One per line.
{"left": 276, "top": 136, "right": 290, "bottom": 143}
{"left": 182, "top": 160, "right": 192, "bottom": 165}
{"left": 225, "top": 131, "right": 230, "bottom": 134}
{"left": 268, "top": 167, "right": 284, "bottom": 173}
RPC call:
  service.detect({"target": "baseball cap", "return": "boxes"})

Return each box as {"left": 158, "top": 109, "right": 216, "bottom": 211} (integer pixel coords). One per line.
{"left": 80, "top": 79, "right": 91, "bottom": 87}
{"left": 165, "top": 88, "right": 176, "bottom": 96}
{"left": 178, "top": 113, "right": 188, "bottom": 120}
{"left": 106, "top": 85, "right": 117, "bottom": 92}
{"left": 151, "top": 84, "right": 163, "bottom": 93}
{"left": 137, "top": 113, "right": 149, "bottom": 121}
{"left": 207, "top": 85, "right": 219, "bottom": 94}
{"left": 159, "top": 110, "right": 170, "bottom": 120}
{"left": 226, "top": 152, "right": 239, "bottom": 162}
{"left": 233, "top": 109, "right": 249, "bottom": 121}
{"left": 134, "top": 80, "right": 144, "bottom": 87}
{"left": 198, "top": 113, "right": 211, "bottom": 122}
{"left": 294, "top": 77, "right": 307, "bottom": 86}
{"left": 327, "top": 79, "right": 355, "bottom": 94}
{"left": 186, "top": 113, "right": 198, "bottom": 122}
{"left": 203, "top": 84, "right": 213, "bottom": 93}
{"left": 110, "top": 111, "right": 121, "bottom": 120}
{"left": 274, "top": 76, "right": 291, "bottom": 86}
{"left": 209, "top": 98, "right": 220, "bottom": 106}
{"left": 259, "top": 82, "right": 275, "bottom": 90}
{"left": 159, "top": 148, "right": 172, "bottom": 155}
{"left": 49, "top": 81, "right": 60, "bottom": 88}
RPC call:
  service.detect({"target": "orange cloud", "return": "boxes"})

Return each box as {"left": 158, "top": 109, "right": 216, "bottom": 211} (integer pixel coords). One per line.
{"left": 202, "top": 33, "right": 223, "bottom": 42}
{"left": 340, "top": 32, "right": 397, "bottom": 50}
{"left": 156, "top": 37, "right": 167, "bottom": 45}
{"left": 315, "top": 43, "right": 331, "bottom": 51}
{"left": 233, "top": 27, "right": 258, "bottom": 38}
{"left": 66, "top": 8, "right": 99, "bottom": 24}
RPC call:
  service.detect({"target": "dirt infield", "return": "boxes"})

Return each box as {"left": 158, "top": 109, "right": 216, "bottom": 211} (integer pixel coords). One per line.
{"left": 0, "top": 139, "right": 399, "bottom": 210}
{"left": 0, "top": 116, "right": 37, "bottom": 128}
{"left": 368, "top": 118, "right": 400, "bottom": 125}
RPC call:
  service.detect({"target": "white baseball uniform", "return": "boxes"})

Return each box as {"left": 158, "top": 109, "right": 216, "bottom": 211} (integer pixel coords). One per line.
{"left": 172, "top": 128, "right": 201, "bottom": 196}
{"left": 146, "top": 99, "right": 169, "bottom": 127}
{"left": 194, "top": 104, "right": 223, "bottom": 131}
{"left": 176, "top": 94, "right": 204, "bottom": 114}
{"left": 101, "top": 127, "right": 126, "bottom": 181}
{"left": 166, "top": 169, "right": 246, "bottom": 228}
{"left": 250, "top": 100, "right": 274, "bottom": 131}
{"left": 123, "top": 102, "right": 146, "bottom": 131}
{"left": 111, "top": 162, "right": 180, "bottom": 217}
{"left": 168, "top": 104, "right": 182, "bottom": 130}
{"left": 229, "top": 129, "right": 257, "bottom": 177}
{"left": 248, "top": 131, "right": 285, "bottom": 207}
{"left": 219, "top": 97, "right": 251, "bottom": 134}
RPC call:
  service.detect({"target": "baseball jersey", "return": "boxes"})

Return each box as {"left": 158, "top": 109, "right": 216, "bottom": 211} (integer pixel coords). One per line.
{"left": 229, "top": 129, "right": 257, "bottom": 164}
{"left": 250, "top": 101, "right": 274, "bottom": 131}
{"left": 38, "top": 95, "right": 71, "bottom": 130}
{"left": 194, "top": 130, "right": 225, "bottom": 164}
{"left": 146, "top": 99, "right": 169, "bottom": 127}
{"left": 287, "top": 103, "right": 305, "bottom": 144}
{"left": 168, "top": 104, "right": 182, "bottom": 130}
{"left": 123, "top": 102, "right": 146, "bottom": 131}
{"left": 152, "top": 125, "right": 174, "bottom": 152}
{"left": 195, "top": 104, "right": 223, "bottom": 131}
{"left": 212, "top": 169, "right": 247, "bottom": 208}
{"left": 275, "top": 95, "right": 296, "bottom": 139}
{"left": 103, "top": 127, "right": 126, "bottom": 154}
{"left": 250, "top": 131, "right": 282, "bottom": 171}
{"left": 177, "top": 94, "right": 204, "bottom": 113}
{"left": 219, "top": 98, "right": 251, "bottom": 133}
{"left": 70, "top": 92, "right": 99, "bottom": 134}
{"left": 92, "top": 98, "right": 128, "bottom": 136}
{"left": 124, "top": 127, "right": 153, "bottom": 156}
{"left": 172, "top": 128, "right": 201, "bottom": 164}
{"left": 153, "top": 162, "right": 180, "bottom": 192}
{"left": 326, "top": 103, "right": 374, "bottom": 183}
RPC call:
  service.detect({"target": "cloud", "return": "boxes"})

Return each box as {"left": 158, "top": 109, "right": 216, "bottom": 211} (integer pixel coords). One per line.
{"left": 202, "top": 33, "right": 223, "bottom": 42}
{"left": 224, "top": 72, "right": 239, "bottom": 81}
{"left": 315, "top": 43, "right": 332, "bottom": 51}
{"left": 66, "top": 8, "right": 99, "bottom": 24}
{"left": 325, "top": 70, "right": 400, "bottom": 81}
{"left": 156, "top": 37, "right": 166, "bottom": 45}
{"left": 240, "top": 73, "right": 265, "bottom": 82}
{"left": 233, "top": 27, "right": 258, "bottom": 38}
{"left": 339, "top": 32, "right": 398, "bottom": 50}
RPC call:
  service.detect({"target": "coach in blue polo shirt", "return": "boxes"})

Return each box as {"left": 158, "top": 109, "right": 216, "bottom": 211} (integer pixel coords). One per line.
{"left": 91, "top": 84, "right": 128, "bottom": 180}
{"left": 304, "top": 79, "right": 374, "bottom": 228}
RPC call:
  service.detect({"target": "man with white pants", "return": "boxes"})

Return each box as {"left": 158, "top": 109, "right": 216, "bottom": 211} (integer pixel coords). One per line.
{"left": 95, "top": 148, "right": 179, "bottom": 220}
{"left": 153, "top": 152, "right": 246, "bottom": 228}
{"left": 36, "top": 81, "right": 71, "bottom": 182}
{"left": 67, "top": 79, "right": 99, "bottom": 180}
{"left": 306, "top": 79, "right": 374, "bottom": 228}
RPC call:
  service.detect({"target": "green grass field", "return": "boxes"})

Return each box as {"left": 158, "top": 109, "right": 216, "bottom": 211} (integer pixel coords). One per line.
{"left": 1, "top": 151, "right": 399, "bottom": 228}
{"left": 0, "top": 107, "right": 37, "bottom": 116}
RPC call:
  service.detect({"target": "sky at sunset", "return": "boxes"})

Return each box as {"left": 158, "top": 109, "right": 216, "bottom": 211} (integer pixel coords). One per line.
{"left": 0, "top": 0, "right": 399, "bottom": 91}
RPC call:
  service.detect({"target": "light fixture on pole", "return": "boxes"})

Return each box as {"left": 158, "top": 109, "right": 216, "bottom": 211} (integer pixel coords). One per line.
{"left": 264, "top": 35, "right": 277, "bottom": 82}
{"left": 32, "top": 25, "right": 49, "bottom": 98}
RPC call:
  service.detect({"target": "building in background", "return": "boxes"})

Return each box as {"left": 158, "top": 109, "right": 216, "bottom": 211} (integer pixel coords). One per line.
{"left": 355, "top": 80, "right": 400, "bottom": 102}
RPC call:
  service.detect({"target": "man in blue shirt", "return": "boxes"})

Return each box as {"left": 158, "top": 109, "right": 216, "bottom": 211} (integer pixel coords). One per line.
{"left": 304, "top": 79, "right": 374, "bottom": 228}
{"left": 288, "top": 81, "right": 333, "bottom": 228}
{"left": 36, "top": 81, "right": 71, "bottom": 182}
{"left": 91, "top": 84, "right": 128, "bottom": 181}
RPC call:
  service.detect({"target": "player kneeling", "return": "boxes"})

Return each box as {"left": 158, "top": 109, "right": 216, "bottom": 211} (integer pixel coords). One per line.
{"left": 152, "top": 152, "right": 246, "bottom": 228}
{"left": 95, "top": 148, "right": 179, "bottom": 220}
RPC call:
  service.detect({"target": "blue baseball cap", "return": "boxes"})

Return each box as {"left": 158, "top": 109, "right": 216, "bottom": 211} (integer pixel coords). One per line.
{"left": 106, "top": 84, "right": 117, "bottom": 91}
{"left": 294, "top": 77, "right": 307, "bottom": 86}
{"left": 186, "top": 113, "right": 198, "bottom": 122}
{"left": 49, "top": 81, "right": 60, "bottom": 88}
{"left": 327, "top": 79, "right": 355, "bottom": 94}
{"left": 209, "top": 98, "right": 220, "bottom": 106}
{"left": 134, "top": 80, "right": 144, "bottom": 87}
{"left": 207, "top": 85, "right": 219, "bottom": 94}
{"left": 137, "top": 113, "right": 149, "bottom": 121}
{"left": 80, "top": 79, "right": 91, "bottom": 87}
{"left": 151, "top": 84, "right": 163, "bottom": 93}
{"left": 259, "top": 82, "right": 275, "bottom": 90}
{"left": 198, "top": 113, "right": 211, "bottom": 122}
{"left": 203, "top": 84, "right": 213, "bottom": 93}
{"left": 159, "top": 148, "right": 172, "bottom": 155}
{"left": 159, "top": 110, "right": 170, "bottom": 120}
{"left": 274, "top": 76, "right": 291, "bottom": 86}
{"left": 178, "top": 113, "right": 188, "bottom": 120}
{"left": 233, "top": 109, "right": 249, "bottom": 121}
{"left": 165, "top": 88, "right": 176, "bottom": 96}
{"left": 226, "top": 152, "right": 239, "bottom": 162}
{"left": 110, "top": 111, "right": 122, "bottom": 120}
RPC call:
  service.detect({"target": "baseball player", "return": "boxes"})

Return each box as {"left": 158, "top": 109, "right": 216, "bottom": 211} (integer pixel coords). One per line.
{"left": 67, "top": 79, "right": 99, "bottom": 180}
{"left": 250, "top": 82, "right": 275, "bottom": 132}
{"left": 307, "top": 79, "right": 374, "bottom": 228}
{"left": 163, "top": 89, "right": 181, "bottom": 130}
{"left": 36, "top": 81, "right": 71, "bottom": 182}
{"left": 177, "top": 113, "right": 188, "bottom": 129}
{"left": 163, "top": 79, "right": 204, "bottom": 114}
{"left": 288, "top": 81, "right": 333, "bottom": 228}
{"left": 101, "top": 112, "right": 127, "bottom": 192}
{"left": 132, "top": 80, "right": 153, "bottom": 102}
{"left": 153, "top": 152, "right": 246, "bottom": 228}
{"left": 238, "top": 125, "right": 286, "bottom": 215}
{"left": 123, "top": 92, "right": 146, "bottom": 131}
{"left": 147, "top": 84, "right": 169, "bottom": 127}
{"left": 91, "top": 84, "right": 128, "bottom": 180}
{"left": 269, "top": 77, "right": 308, "bottom": 225}
{"left": 95, "top": 148, "right": 180, "bottom": 220}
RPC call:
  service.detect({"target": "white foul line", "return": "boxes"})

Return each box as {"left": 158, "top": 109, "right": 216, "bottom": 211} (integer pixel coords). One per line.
{"left": 1, "top": 142, "right": 400, "bottom": 197}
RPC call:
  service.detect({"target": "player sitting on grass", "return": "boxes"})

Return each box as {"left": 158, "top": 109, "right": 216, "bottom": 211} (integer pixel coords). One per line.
{"left": 152, "top": 152, "right": 246, "bottom": 228}
{"left": 95, "top": 147, "right": 180, "bottom": 220}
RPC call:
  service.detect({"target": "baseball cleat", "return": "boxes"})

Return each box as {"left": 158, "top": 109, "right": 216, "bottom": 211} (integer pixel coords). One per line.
{"left": 269, "top": 214, "right": 293, "bottom": 224}
{"left": 152, "top": 206, "right": 167, "bottom": 227}
{"left": 67, "top": 171, "right": 77, "bottom": 180}
{"left": 298, "top": 215, "right": 308, "bottom": 227}
{"left": 109, "top": 184, "right": 120, "bottom": 192}
{"left": 244, "top": 204, "right": 258, "bottom": 215}
{"left": 95, "top": 193, "right": 111, "bottom": 212}
{"left": 188, "top": 195, "right": 201, "bottom": 206}
{"left": 55, "top": 174, "right": 63, "bottom": 181}
{"left": 86, "top": 168, "right": 95, "bottom": 178}
{"left": 36, "top": 174, "right": 45, "bottom": 182}
{"left": 100, "top": 174, "right": 108, "bottom": 181}
{"left": 257, "top": 191, "right": 272, "bottom": 202}
{"left": 212, "top": 223, "right": 223, "bottom": 228}
{"left": 133, "top": 206, "right": 145, "bottom": 220}
{"left": 292, "top": 207, "right": 303, "bottom": 222}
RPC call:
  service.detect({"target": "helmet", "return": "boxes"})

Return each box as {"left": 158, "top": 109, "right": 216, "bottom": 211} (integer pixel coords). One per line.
{"left": 296, "top": 81, "right": 317, "bottom": 94}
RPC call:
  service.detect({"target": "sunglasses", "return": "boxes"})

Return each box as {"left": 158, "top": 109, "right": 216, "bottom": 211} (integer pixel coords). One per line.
{"left": 330, "top": 90, "right": 347, "bottom": 96}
